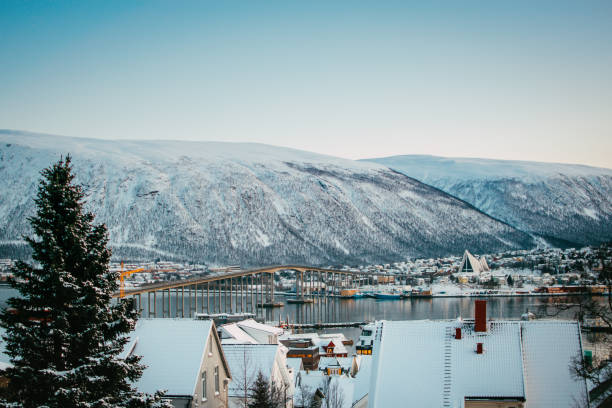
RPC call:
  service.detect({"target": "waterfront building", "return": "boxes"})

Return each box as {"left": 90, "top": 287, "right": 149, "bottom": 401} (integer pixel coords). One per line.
{"left": 367, "top": 301, "right": 588, "bottom": 408}
{"left": 123, "top": 318, "right": 232, "bottom": 408}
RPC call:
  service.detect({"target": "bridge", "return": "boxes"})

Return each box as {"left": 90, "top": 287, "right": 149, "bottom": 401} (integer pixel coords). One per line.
{"left": 114, "top": 265, "right": 406, "bottom": 318}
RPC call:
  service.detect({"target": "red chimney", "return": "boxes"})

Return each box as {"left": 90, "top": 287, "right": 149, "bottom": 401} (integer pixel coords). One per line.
{"left": 455, "top": 327, "right": 462, "bottom": 340}
{"left": 475, "top": 300, "right": 487, "bottom": 332}
{"left": 476, "top": 342, "right": 483, "bottom": 354}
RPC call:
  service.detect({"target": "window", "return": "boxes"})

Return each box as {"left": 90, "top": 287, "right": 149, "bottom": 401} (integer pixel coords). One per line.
{"left": 209, "top": 336, "right": 213, "bottom": 356}
{"left": 201, "top": 371, "right": 207, "bottom": 401}
{"left": 214, "top": 365, "right": 219, "bottom": 394}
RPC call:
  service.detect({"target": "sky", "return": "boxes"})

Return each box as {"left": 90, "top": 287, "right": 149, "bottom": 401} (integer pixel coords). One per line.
{"left": 1, "top": 1, "right": 611, "bottom": 168}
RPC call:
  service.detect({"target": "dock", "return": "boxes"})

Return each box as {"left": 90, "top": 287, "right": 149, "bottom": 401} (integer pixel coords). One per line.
{"left": 280, "top": 321, "right": 368, "bottom": 329}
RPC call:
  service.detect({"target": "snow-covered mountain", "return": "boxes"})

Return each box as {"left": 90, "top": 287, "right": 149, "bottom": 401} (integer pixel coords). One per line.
{"left": 0, "top": 131, "right": 534, "bottom": 266}
{"left": 365, "top": 155, "right": 612, "bottom": 247}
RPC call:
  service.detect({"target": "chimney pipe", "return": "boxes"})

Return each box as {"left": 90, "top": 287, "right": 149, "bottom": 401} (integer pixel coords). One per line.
{"left": 476, "top": 342, "right": 483, "bottom": 354}
{"left": 475, "top": 300, "right": 487, "bottom": 332}
{"left": 455, "top": 327, "right": 462, "bottom": 340}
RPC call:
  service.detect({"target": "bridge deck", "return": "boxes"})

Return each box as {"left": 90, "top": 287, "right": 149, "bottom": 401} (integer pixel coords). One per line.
{"left": 115, "top": 265, "right": 398, "bottom": 298}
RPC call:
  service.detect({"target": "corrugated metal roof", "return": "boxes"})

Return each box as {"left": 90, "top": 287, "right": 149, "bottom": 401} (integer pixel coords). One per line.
{"left": 369, "top": 319, "right": 587, "bottom": 408}
{"left": 522, "top": 321, "right": 589, "bottom": 407}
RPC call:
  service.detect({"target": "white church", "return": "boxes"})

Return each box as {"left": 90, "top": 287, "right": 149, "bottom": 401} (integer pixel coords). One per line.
{"left": 459, "top": 250, "right": 490, "bottom": 274}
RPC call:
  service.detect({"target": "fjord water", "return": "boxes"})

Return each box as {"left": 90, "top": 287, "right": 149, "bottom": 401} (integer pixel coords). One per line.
{"left": 0, "top": 287, "right": 577, "bottom": 324}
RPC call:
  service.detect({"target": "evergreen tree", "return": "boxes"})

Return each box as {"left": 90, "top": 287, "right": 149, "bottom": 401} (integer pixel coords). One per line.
{"left": 248, "top": 372, "right": 273, "bottom": 408}
{"left": 0, "top": 156, "right": 168, "bottom": 407}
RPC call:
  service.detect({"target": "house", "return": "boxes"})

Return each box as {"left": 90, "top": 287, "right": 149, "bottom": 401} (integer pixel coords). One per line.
{"left": 235, "top": 319, "right": 284, "bottom": 344}
{"left": 368, "top": 301, "right": 589, "bottom": 407}
{"left": 222, "top": 343, "right": 293, "bottom": 408}
{"left": 318, "top": 356, "right": 358, "bottom": 376}
{"left": 124, "top": 319, "right": 231, "bottom": 408}
{"left": 294, "top": 370, "right": 327, "bottom": 408}
{"left": 218, "top": 322, "right": 258, "bottom": 344}
{"left": 294, "top": 370, "right": 355, "bottom": 408}
{"left": 320, "top": 339, "right": 348, "bottom": 358}
{"left": 280, "top": 332, "right": 348, "bottom": 368}
{"left": 283, "top": 340, "right": 320, "bottom": 370}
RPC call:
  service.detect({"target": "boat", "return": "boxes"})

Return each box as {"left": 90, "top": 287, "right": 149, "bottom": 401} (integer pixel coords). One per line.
{"left": 411, "top": 288, "right": 433, "bottom": 298}
{"left": 340, "top": 289, "right": 364, "bottom": 299}
{"left": 373, "top": 292, "right": 401, "bottom": 300}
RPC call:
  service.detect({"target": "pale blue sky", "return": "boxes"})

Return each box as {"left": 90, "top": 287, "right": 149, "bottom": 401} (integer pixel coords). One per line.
{"left": 1, "top": 1, "right": 611, "bottom": 168}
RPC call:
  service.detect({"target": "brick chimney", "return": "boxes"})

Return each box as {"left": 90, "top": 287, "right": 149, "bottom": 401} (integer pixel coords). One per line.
{"left": 455, "top": 327, "right": 462, "bottom": 340}
{"left": 476, "top": 342, "right": 483, "bottom": 354}
{"left": 475, "top": 300, "right": 487, "bottom": 332}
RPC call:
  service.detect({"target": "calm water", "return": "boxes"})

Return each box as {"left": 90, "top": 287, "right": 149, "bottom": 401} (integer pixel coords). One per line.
{"left": 0, "top": 286, "right": 590, "bottom": 353}
{"left": 0, "top": 286, "right": 579, "bottom": 324}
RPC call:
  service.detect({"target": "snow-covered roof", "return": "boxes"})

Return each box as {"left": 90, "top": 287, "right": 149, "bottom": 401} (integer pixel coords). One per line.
{"left": 328, "top": 376, "right": 354, "bottom": 408}
{"left": 352, "top": 355, "right": 372, "bottom": 405}
{"left": 314, "top": 337, "right": 347, "bottom": 355}
{"left": 319, "top": 333, "right": 348, "bottom": 342}
{"left": 286, "top": 357, "right": 303, "bottom": 375}
{"left": 280, "top": 332, "right": 319, "bottom": 341}
{"left": 296, "top": 369, "right": 326, "bottom": 391}
{"left": 369, "top": 319, "right": 588, "bottom": 408}
{"left": 222, "top": 344, "right": 279, "bottom": 397}
{"left": 125, "top": 318, "right": 217, "bottom": 397}
{"left": 318, "top": 357, "right": 353, "bottom": 371}
{"left": 219, "top": 323, "right": 258, "bottom": 344}
{"left": 236, "top": 319, "right": 283, "bottom": 335}
{"left": 521, "top": 321, "right": 587, "bottom": 407}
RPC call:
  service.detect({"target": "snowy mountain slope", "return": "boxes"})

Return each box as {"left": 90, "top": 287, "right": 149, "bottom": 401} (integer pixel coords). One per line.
{"left": 0, "top": 131, "right": 534, "bottom": 265}
{"left": 365, "top": 155, "right": 612, "bottom": 247}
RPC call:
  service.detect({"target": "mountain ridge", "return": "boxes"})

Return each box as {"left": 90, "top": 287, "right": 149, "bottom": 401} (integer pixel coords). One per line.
{"left": 0, "top": 131, "right": 535, "bottom": 265}
{"left": 364, "top": 154, "right": 612, "bottom": 247}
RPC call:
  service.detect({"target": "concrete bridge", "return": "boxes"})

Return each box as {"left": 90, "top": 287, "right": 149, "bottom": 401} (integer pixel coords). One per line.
{"left": 114, "top": 265, "right": 406, "bottom": 318}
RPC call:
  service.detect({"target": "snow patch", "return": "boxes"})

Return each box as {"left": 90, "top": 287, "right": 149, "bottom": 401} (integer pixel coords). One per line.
{"left": 583, "top": 207, "right": 599, "bottom": 220}
{"left": 254, "top": 229, "right": 271, "bottom": 247}
{"left": 334, "top": 238, "right": 350, "bottom": 255}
